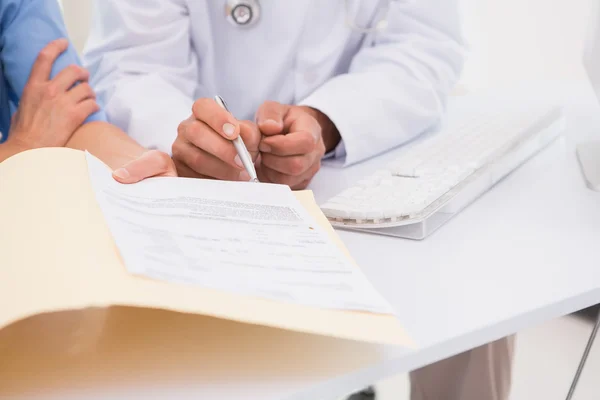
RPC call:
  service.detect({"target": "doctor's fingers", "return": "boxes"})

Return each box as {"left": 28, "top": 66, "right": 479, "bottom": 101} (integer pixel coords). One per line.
{"left": 173, "top": 158, "right": 211, "bottom": 180}
{"left": 178, "top": 118, "right": 247, "bottom": 169}
{"left": 28, "top": 39, "right": 69, "bottom": 84}
{"left": 172, "top": 140, "right": 250, "bottom": 182}
{"left": 260, "top": 151, "right": 319, "bottom": 177}
{"left": 256, "top": 101, "right": 289, "bottom": 136}
{"left": 238, "top": 120, "right": 261, "bottom": 157}
{"left": 192, "top": 98, "right": 240, "bottom": 140}
{"left": 284, "top": 107, "right": 322, "bottom": 138}
{"left": 259, "top": 130, "right": 322, "bottom": 156}
{"left": 259, "top": 160, "right": 321, "bottom": 190}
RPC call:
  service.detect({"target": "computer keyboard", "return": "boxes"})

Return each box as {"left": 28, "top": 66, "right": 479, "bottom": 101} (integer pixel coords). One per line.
{"left": 320, "top": 101, "right": 565, "bottom": 239}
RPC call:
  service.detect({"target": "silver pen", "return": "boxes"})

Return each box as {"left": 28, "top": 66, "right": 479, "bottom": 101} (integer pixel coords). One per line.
{"left": 214, "top": 95, "right": 259, "bottom": 183}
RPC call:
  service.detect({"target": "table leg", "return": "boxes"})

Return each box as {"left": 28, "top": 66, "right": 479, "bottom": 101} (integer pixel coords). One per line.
{"left": 565, "top": 308, "right": 600, "bottom": 400}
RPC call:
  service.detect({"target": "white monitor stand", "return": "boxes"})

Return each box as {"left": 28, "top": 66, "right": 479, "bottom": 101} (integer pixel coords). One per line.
{"left": 565, "top": 6, "right": 600, "bottom": 400}
{"left": 580, "top": 0, "right": 600, "bottom": 192}
{"left": 576, "top": 143, "right": 600, "bottom": 191}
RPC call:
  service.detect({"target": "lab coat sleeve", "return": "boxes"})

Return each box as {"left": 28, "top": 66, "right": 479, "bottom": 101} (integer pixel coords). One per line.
{"left": 83, "top": 0, "right": 198, "bottom": 153}
{"left": 298, "top": 0, "right": 466, "bottom": 167}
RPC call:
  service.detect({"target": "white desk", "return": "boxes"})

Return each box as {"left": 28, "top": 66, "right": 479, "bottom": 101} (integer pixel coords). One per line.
{"left": 7, "top": 85, "right": 600, "bottom": 400}
{"left": 301, "top": 84, "right": 600, "bottom": 399}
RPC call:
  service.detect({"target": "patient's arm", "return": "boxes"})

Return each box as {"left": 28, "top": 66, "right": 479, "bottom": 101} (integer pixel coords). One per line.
{"left": 66, "top": 121, "right": 144, "bottom": 169}
{"left": 66, "top": 121, "right": 177, "bottom": 182}
{"left": 1, "top": 119, "right": 176, "bottom": 182}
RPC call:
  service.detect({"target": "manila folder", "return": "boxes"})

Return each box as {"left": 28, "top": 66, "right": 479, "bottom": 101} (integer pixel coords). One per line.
{"left": 0, "top": 148, "right": 413, "bottom": 347}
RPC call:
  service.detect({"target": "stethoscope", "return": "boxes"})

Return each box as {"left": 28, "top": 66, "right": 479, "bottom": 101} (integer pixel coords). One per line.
{"left": 224, "top": 0, "right": 443, "bottom": 117}
{"left": 225, "top": 0, "right": 392, "bottom": 33}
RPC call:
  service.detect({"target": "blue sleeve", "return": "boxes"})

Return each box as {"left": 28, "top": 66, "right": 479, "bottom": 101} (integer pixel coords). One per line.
{"left": 0, "top": 0, "right": 106, "bottom": 122}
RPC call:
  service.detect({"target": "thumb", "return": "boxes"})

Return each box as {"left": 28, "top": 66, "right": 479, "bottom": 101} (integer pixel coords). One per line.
{"left": 113, "top": 150, "right": 177, "bottom": 184}
{"left": 256, "top": 101, "right": 288, "bottom": 136}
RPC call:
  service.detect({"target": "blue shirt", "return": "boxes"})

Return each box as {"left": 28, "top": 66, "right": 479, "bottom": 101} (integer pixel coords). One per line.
{"left": 0, "top": 0, "right": 106, "bottom": 143}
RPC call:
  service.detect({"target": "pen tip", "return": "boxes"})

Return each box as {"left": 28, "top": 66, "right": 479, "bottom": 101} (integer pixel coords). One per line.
{"left": 252, "top": 178, "right": 260, "bottom": 183}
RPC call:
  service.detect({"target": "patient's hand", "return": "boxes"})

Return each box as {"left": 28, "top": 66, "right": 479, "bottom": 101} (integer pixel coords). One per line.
{"left": 112, "top": 150, "right": 177, "bottom": 184}
{"left": 7, "top": 39, "right": 99, "bottom": 151}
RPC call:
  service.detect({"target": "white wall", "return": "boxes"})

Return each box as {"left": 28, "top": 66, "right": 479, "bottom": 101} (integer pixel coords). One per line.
{"left": 59, "top": 0, "right": 593, "bottom": 89}
{"left": 58, "top": 0, "right": 93, "bottom": 54}
{"left": 459, "top": 0, "right": 593, "bottom": 89}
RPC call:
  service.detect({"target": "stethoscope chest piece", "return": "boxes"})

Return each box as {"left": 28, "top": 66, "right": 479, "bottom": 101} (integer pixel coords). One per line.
{"left": 226, "top": 0, "right": 260, "bottom": 27}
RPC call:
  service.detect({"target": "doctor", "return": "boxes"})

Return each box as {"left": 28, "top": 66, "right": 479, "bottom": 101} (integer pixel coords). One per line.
{"left": 83, "top": 0, "right": 468, "bottom": 187}
{"left": 83, "top": 1, "right": 514, "bottom": 399}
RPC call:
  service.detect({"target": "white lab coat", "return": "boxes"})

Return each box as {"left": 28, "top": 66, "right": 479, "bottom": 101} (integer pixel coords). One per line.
{"left": 84, "top": 0, "right": 465, "bottom": 167}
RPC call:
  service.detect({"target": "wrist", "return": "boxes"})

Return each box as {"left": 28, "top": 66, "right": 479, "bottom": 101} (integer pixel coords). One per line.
{"left": 299, "top": 106, "right": 341, "bottom": 153}
{"left": 5, "top": 135, "right": 34, "bottom": 153}
{"left": 67, "top": 122, "right": 148, "bottom": 170}
{"left": 0, "top": 137, "right": 33, "bottom": 163}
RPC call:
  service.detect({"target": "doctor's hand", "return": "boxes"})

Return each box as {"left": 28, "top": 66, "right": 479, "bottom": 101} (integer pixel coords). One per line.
{"left": 255, "top": 102, "right": 340, "bottom": 190}
{"left": 172, "top": 98, "right": 261, "bottom": 181}
{"left": 6, "top": 39, "right": 99, "bottom": 153}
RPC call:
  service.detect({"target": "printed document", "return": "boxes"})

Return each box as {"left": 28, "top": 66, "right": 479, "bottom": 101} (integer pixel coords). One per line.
{"left": 85, "top": 153, "right": 394, "bottom": 314}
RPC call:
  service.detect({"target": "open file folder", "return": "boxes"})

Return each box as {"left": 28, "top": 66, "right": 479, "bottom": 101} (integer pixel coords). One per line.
{"left": 0, "top": 148, "right": 413, "bottom": 349}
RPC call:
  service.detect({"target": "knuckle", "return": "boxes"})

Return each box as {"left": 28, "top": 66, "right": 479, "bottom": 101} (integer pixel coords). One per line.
{"left": 179, "top": 119, "right": 201, "bottom": 140}
{"left": 44, "top": 83, "right": 58, "bottom": 98}
{"left": 70, "top": 106, "right": 86, "bottom": 121}
{"left": 318, "top": 140, "right": 326, "bottom": 155}
{"left": 261, "top": 168, "right": 276, "bottom": 183}
{"left": 209, "top": 140, "right": 233, "bottom": 164}
{"left": 47, "top": 38, "right": 65, "bottom": 51}
{"left": 302, "top": 134, "right": 316, "bottom": 152}
{"left": 280, "top": 174, "right": 296, "bottom": 187}
{"left": 37, "top": 49, "right": 54, "bottom": 63}
{"left": 189, "top": 123, "right": 209, "bottom": 145}
{"left": 188, "top": 121, "right": 205, "bottom": 139}
{"left": 177, "top": 121, "right": 189, "bottom": 138}
{"left": 172, "top": 141, "right": 191, "bottom": 165}
{"left": 80, "top": 82, "right": 92, "bottom": 93}
{"left": 192, "top": 98, "right": 211, "bottom": 118}
{"left": 76, "top": 102, "right": 97, "bottom": 120}
{"left": 293, "top": 180, "right": 309, "bottom": 190}
{"left": 149, "top": 150, "right": 171, "bottom": 171}
{"left": 240, "top": 121, "right": 260, "bottom": 144}
{"left": 74, "top": 82, "right": 94, "bottom": 99}
{"left": 191, "top": 150, "right": 205, "bottom": 170}
{"left": 68, "top": 65, "right": 87, "bottom": 78}
{"left": 171, "top": 141, "right": 182, "bottom": 159}
{"left": 264, "top": 169, "right": 280, "bottom": 184}
{"left": 218, "top": 142, "right": 235, "bottom": 160}
{"left": 258, "top": 152, "right": 272, "bottom": 167}
{"left": 80, "top": 68, "right": 91, "bottom": 80}
{"left": 288, "top": 157, "right": 306, "bottom": 175}
{"left": 67, "top": 64, "right": 79, "bottom": 74}
{"left": 85, "top": 83, "right": 97, "bottom": 98}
